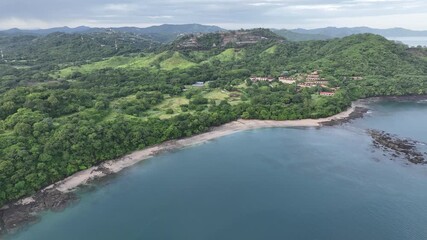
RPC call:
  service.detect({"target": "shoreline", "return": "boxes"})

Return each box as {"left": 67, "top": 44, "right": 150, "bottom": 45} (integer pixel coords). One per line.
{"left": 53, "top": 100, "right": 364, "bottom": 193}
{"left": 0, "top": 101, "right": 364, "bottom": 235}
{"left": 3, "top": 95, "right": 426, "bottom": 235}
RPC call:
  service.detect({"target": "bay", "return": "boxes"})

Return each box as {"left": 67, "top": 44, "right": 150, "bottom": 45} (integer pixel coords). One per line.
{"left": 7, "top": 100, "right": 427, "bottom": 240}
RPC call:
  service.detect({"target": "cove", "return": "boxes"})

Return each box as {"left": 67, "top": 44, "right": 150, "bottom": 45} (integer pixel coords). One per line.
{"left": 7, "top": 100, "right": 427, "bottom": 240}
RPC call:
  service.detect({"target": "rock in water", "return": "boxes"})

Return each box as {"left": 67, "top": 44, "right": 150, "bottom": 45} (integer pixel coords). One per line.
{"left": 368, "top": 129, "right": 427, "bottom": 164}
{"left": 0, "top": 189, "right": 78, "bottom": 236}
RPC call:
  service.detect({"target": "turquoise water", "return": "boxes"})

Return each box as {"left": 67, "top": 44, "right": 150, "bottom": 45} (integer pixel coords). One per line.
{"left": 8, "top": 100, "right": 427, "bottom": 240}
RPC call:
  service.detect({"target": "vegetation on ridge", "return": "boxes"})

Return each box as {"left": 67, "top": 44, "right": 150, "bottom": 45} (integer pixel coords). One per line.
{"left": 0, "top": 29, "right": 426, "bottom": 206}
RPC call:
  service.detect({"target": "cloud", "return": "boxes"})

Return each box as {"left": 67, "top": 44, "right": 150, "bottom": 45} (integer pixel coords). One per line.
{"left": 0, "top": 0, "right": 426, "bottom": 30}
{"left": 147, "top": 16, "right": 174, "bottom": 19}
{"left": 287, "top": 4, "right": 342, "bottom": 11}
{"left": 103, "top": 3, "right": 137, "bottom": 12}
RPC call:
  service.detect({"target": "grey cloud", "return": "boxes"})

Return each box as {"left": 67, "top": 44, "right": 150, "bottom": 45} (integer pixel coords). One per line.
{"left": 0, "top": 0, "right": 426, "bottom": 29}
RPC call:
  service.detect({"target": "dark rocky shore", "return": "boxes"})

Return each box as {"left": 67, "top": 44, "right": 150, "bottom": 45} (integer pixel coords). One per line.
{"left": 0, "top": 189, "right": 77, "bottom": 236}
{"left": 321, "top": 106, "right": 369, "bottom": 126}
{"left": 369, "top": 130, "right": 427, "bottom": 164}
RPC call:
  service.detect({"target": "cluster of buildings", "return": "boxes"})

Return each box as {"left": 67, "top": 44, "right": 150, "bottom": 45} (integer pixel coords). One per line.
{"left": 178, "top": 30, "right": 272, "bottom": 49}
{"left": 319, "top": 92, "right": 335, "bottom": 96}
{"left": 249, "top": 70, "right": 346, "bottom": 97}
{"left": 278, "top": 77, "right": 297, "bottom": 84}
{"left": 299, "top": 71, "right": 329, "bottom": 87}
{"left": 249, "top": 76, "right": 275, "bottom": 82}
{"left": 221, "top": 31, "right": 267, "bottom": 47}
{"left": 178, "top": 36, "right": 200, "bottom": 48}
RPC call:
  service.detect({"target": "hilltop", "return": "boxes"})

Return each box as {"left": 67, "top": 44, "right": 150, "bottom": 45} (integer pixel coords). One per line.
{"left": 173, "top": 28, "right": 285, "bottom": 50}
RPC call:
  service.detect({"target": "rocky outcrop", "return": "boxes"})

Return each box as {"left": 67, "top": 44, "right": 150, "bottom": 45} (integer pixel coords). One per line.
{"left": 369, "top": 130, "right": 427, "bottom": 164}
{"left": 0, "top": 189, "right": 77, "bottom": 236}
{"left": 321, "top": 107, "right": 369, "bottom": 126}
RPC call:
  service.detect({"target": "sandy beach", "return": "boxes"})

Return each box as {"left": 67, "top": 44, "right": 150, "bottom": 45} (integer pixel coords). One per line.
{"left": 0, "top": 100, "right": 372, "bottom": 236}
{"left": 52, "top": 102, "right": 363, "bottom": 193}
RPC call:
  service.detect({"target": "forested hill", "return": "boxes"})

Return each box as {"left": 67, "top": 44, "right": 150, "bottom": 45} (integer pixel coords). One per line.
{"left": 0, "top": 32, "right": 159, "bottom": 66}
{"left": 0, "top": 28, "right": 426, "bottom": 208}
{"left": 0, "top": 24, "right": 225, "bottom": 43}
{"left": 172, "top": 28, "right": 285, "bottom": 50}
{"left": 0, "top": 31, "right": 159, "bottom": 86}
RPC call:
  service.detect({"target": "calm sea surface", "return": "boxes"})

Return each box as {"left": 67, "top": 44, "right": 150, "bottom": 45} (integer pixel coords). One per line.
{"left": 387, "top": 37, "right": 427, "bottom": 47}
{"left": 7, "top": 100, "right": 427, "bottom": 240}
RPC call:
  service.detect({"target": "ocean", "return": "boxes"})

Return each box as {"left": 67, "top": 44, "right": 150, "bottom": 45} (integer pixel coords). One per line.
{"left": 387, "top": 37, "right": 427, "bottom": 47}
{"left": 7, "top": 100, "right": 427, "bottom": 240}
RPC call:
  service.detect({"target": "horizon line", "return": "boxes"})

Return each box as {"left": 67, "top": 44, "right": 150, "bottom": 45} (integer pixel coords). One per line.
{"left": 1, "top": 24, "right": 426, "bottom": 32}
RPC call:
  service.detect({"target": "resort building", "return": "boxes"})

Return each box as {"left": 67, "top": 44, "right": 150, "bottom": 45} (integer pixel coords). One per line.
{"left": 305, "top": 71, "right": 327, "bottom": 82}
{"left": 298, "top": 82, "right": 319, "bottom": 88}
{"left": 278, "top": 77, "right": 296, "bottom": 84}
{"left": 309, "top": 80, "right": 329, "bottom": 85}
{"left": 192, "top": 82, "right": 205, "bottom": 87}
{"left": 250, "top": 76, "right": 275, "bottom": 82}
{"left": 320, "top": 92, "right": 335, "bottom": 96}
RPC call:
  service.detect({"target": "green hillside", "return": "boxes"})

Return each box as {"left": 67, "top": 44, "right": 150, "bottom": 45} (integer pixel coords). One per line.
{"left": 57, "top": 48, "right": 248, "bottom": 78}
{"left": 0, "top": 29, "right": 426, "bottom": 209}
{"left": 160, "top": 52, "right": 196, "bottom": 70}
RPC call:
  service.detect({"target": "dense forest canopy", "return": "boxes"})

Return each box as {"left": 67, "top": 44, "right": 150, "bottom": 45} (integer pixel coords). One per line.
{"left": 0, "top": 29, "right": 426, "bottom": 206}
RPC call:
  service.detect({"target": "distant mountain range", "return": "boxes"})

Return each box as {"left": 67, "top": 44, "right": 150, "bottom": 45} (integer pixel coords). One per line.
{"left": 0, "top": 24, "right": 225, "bottom": 43}
{"left": 1, "top": 24, "right": 426, "bottom": 43}
{"left": 0, "top": 26, "right": 92, "bottom": 35}
{"left": 271, "top": 29, "right": 331, "bottom": 41}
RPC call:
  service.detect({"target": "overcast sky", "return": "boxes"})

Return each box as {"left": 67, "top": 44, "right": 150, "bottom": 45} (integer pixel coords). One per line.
{"left": 1, "top": 0, "right": 427, "bottom": 30}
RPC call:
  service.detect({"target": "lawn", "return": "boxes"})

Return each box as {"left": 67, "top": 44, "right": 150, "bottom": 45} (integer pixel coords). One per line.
{"left": 56, "top": 51, "right": 197, "bottom": 78}
{"left": 262, "top": 45, "right": 278, "bottom": 55}
{"left": 144, "top": 96, "right": 190, "bottom": 119}
{"left": 204, "top": 48, "right": 246, "bottom": 63}
{"left": 160, "top": 52, "right": 196, "bottom": 70}
{"left": 58, "top": 56, "right": 134, "bottom": 78}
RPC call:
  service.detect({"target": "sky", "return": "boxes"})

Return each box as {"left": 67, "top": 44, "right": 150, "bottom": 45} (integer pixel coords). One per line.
{"left": 1, "top": 0, "right": 427, "bottom": 30}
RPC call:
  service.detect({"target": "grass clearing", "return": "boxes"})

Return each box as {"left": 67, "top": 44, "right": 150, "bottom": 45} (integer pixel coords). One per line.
{"left": 58, "top": 56, "right": 134, "bottom": 78}
{"left": 204, "top": 89, "right": 229, "bottom": 101}
{"left": 205, "top": 48, "right": 246, "bottom": 63}
{"left": 144, "top": 96, "right": 190, "bottom": 119}
{"left": 236, "top": 82, "right": 248, "bottom": 89}
{"left": 160, "top": 52, "right": 196, "bottom": 70}
{"left": 263, "top": 45, "right": 278, "bottom": 55}
{"left": 119, "top": 52, "right": 169, "bottom": 70}
{"left": 56, "top": 51, "right": 197, "bottom": 78}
